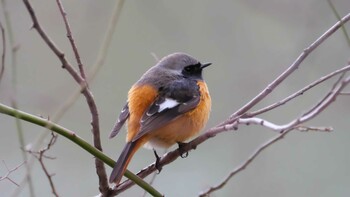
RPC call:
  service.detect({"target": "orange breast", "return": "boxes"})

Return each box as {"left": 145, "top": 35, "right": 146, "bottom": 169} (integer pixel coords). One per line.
{"left": 127, "top": 81, "right": 211, "bottom": 149}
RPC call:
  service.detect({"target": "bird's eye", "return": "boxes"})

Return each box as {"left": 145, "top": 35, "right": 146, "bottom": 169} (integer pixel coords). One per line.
{"left": 182, "top": 63, "right": 203, "bottom": 79}
{"left": 184, "top": 63, "right": 201, "bottom": 73}
{"left": 184, "top": 66, "right": 195, "bottom": 72}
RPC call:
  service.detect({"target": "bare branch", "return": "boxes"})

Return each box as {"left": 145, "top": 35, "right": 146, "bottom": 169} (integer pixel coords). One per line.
{"left": 55, "top": 0, "right": 87, "bottom": 80}
{"left": 227, "top": 12, "right": 350, "bottom": 122}
{"left": 198, "top": 129, "right": 291, "bottom": 197}
{"left": 295, "top": 125, "right": 333, "bottom": 132}
{"left": 199, "top": 75, "right": 350, "bottom": 196}
{"left": 11, "top": 0, "right": 125, "bottom": 194}
{"left": 1, "top": 1, "right": 36, "bottom": 195}
{"left": 0, "top": 161, "right": 26, "bottom": 187}
{"left": 88, "top": 0, "right": 125, "bottom": 81}
{"left": 13, "top": 0, "right": 350, "bottom": 195}
{"left": 28, "top": 133, "right": 59, "bottom": 197}
{"left": 327, "top": 0, "right": 350, "bottom": 46}
{"left": 0, "top": 21, "right": 5, "bottom": 83}
{"left": 248, "top": 64, "right": 350, "bottom": 116}
{"left": 22, "top": 0, "right": 109, "bottom": 194}
{"left": 111, "top": 12, "right": 350, "bottom": 195}
{"left": 22, "top": 0, "right": 85, "bottom": 87}
{"left": 237, "top": 117, "right": 333, "bottom": 133}
{"left": 141, "top": 149, "right": 166, "bottom": 197}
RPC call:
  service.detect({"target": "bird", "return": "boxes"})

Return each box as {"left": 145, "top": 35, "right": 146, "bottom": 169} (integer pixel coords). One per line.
{"left": 109, "top": 52, "right": 211, "bottom": 185}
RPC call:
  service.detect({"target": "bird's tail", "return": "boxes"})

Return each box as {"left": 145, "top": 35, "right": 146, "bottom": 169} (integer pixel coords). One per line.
{"left": 109, "top": 141, "right": 142, "bottom": 185}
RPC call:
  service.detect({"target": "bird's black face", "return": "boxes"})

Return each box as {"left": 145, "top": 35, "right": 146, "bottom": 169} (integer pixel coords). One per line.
{"left": 182, "top": 62, "right": 211, "bottom": 80}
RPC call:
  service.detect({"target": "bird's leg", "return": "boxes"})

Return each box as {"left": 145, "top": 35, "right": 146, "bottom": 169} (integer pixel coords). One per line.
{"left": 177, "top": 141, "right": 196, "bottom": 158}
{"left": 153, "top": 149, "right": 162, "bottom": 173}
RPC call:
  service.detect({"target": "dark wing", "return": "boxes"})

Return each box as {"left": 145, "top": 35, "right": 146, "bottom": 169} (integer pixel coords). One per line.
{"left": 132, "top": 79, "right": 200, "bottom": 142}
{"left": 109, "top": 103, "right": 129, "bottom": 139}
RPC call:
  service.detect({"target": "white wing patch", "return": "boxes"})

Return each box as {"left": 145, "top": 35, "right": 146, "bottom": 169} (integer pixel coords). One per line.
{"left": 158, "top": 98, "right": 179, "bottom": 112}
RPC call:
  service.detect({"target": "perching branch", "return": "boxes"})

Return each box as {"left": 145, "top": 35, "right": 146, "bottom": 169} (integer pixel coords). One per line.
{"left": 111, "top": 13, "right": 350, "bottom": 195}
{"left": 1, "top": 1, "right": 349, "bottom": 196}
{"left": 6, "top": 0, "right": 159, "bottom": 196}
{"left": 0, "top": 103, "right": 163, "bottom": 197}
{"left": 199, "top": 73, "right": 350, "bottom": 196}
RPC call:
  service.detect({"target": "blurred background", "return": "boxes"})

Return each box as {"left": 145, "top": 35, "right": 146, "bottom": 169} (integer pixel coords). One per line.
{"left": 0, "top": 0, "right": 350, "bottom": 196}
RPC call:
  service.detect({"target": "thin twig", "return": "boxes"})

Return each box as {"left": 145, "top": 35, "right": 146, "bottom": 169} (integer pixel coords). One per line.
{"left": 28, "top": 133, "right": 59, "bottom": 197}
{"left": 22, "top": 0, "right": 86, "bottom": 87}
{"left": 199, "top": 129, "right": 292, "bottom": 197}
{"left": 295, "top": 125, "right": 333, "bottom": 132}
{"left": 248, "top": 64, "right": 350, "bottom": 116}
{"left": 12, "top": 0, "right": 125, "bottom": 193}
{"left": 199, "top": 75, "right": 350, "bottom": 197}
{"left": 141, "top": 149, "right": 166, "bottom": 197}
{"left": 0, "top": 21, "right": 5, "bottom": 82}
{"left": 10, "top": 1, "right": 147, "bottom": 195}
{"left": 1, "top": 0, "right": 35, "bottom": 196}
{"left": 237, "top": 117, "right": 333, "bottom": 133}
{"left": 303, "top": 69, "right": 347, "bottom": 118}
{"left": 0, "top": 161, "right": 26, "bottom": 187}
{"left": 227, "top": 12, "right": 350, "bottom": 122}
{"left": 22, "top": 0, "right": 109, "bottom": 194}
{"left": 327, "top": 0, "right": 350, "bottom": 47}
{"left": 55, "top": 0, "right": 87, "bottom": 80}
{"left": 88, "top": 0, "right": 125, "bottom": 81}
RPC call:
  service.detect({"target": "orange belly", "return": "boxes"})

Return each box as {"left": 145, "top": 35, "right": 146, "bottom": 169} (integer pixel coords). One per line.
{"left": 146, "top": 81, "right": 211, "bottom": 148}
{"left": 127, "top": 81, "right": 211, "bottom": 149}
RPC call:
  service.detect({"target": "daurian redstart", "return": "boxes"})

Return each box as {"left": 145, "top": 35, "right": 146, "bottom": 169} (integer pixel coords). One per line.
{"left": 109, "top": 52, "right": 211, "bottom": 185}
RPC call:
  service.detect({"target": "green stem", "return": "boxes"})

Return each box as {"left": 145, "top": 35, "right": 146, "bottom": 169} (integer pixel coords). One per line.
{"left": 0, "top": 103, "right": 163, "bottom": 197}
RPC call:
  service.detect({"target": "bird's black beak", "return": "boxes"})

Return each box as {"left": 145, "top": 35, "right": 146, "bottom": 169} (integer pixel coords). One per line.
{"left": 201, "top": 62, "right": 212, "bottom": 69}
